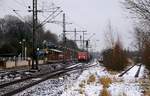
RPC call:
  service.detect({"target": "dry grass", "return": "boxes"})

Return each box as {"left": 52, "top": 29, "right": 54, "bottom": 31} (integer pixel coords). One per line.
{"left": 79, "top": 88, "right": 84, "bottom": 94}
{"left": 144, "top": 92, "right": 150, "bottom": 96}
{"left": 100, "top": 88, "right": 111, "bottom": 96}
{"left": 79, "top": 82, "right": 85, "bottom": 88}
{"left": 99, "top": 76, "right": 112, "bottom": 88}
{"left": 123, "top": 92, "right": 127, "bottom": 96}
{"left": 87, "top": 75, "right": 96, "bottom": 84}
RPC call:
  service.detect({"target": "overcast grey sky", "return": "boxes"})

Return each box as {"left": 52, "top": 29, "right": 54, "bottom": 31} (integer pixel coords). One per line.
{"left": 0, "top": 0, "right": 134, "bottom": 52}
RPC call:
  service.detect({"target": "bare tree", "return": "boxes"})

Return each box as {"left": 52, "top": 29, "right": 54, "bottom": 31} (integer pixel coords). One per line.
{"left": 123, "top": 0, "right": 150, "bottom": 22}
{"left": 104, "top": 21, "right": 115, "bottom": 48}
{"left": 123, "top": 0, "right": 150, "bottom": 67}
{"left": 102, "top": 21, "right": 128, "bottom": 71}
{"left": 134, "top": 27, "right": 146, "bottom": 50}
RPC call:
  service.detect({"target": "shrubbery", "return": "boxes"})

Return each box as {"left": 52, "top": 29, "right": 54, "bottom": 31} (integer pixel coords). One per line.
{"left": 99, "top": 76, "right": 111, "bottom": 96}
{"left": 87, "top": 75, "right": 96, "bottom": 84}
{"left": 102, "top": 41, "right": 128, "bottom": 71}
{"left": 100, "top": 88, "right": 111, "bottom": 96}
{"left": 142, "top": 41, "right": 150, "bottom": 70}
{"left": 99, "top": 76, "right": 112, "bottom": 88}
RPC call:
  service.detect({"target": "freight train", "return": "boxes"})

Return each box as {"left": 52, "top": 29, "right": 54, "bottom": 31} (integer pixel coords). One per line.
{"left": 41, "top": 48, "right": 91, "bottom": 63}
{"left": 39, "top": 42, "right": 91, "bottom": 63}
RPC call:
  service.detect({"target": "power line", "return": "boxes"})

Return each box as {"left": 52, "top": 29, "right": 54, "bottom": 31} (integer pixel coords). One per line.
{"left": 13, "top": 10, "right": 25, "bottom": 22}
{"left": 40, "top": 10, "right": 63, "bottom": 27}
{"left": 39, "top": 7, "right": 61, "bottom": 26}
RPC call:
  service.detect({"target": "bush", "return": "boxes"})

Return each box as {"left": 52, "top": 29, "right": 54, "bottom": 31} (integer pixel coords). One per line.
{"left": 100, "top": 88, "right": 111, "bottom": 96}
{"left": 0, "top": 43, "right": 16, "bottom": 54}
{"left": 102, "top": 42, "right": 128, "bottom": 71}
{"left": 87, "top": 75, "right": 96, "bottom": 84}
{"left": 79, "top": 80, "right": 86, "bottom": 88}
{"left": 99, "top": 76, "right": 112, "bottom": 88}
{"left": 79, "top": 89, "right": 84, "bottom": 94}
{"left": 142, "top": 41, "right": 150, "bottom": 70}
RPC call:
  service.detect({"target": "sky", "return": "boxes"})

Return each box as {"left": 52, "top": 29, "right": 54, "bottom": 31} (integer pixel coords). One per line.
{"left": 0, "top": 0, "right": 134, "bottom": 52}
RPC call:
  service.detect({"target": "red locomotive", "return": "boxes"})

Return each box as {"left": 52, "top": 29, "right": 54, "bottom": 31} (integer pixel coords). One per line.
{"left": 77, "top": 51, "right": 90, "bottom": 62}
{"left": 43, "top": 46, "right": 91, "bottom": 63}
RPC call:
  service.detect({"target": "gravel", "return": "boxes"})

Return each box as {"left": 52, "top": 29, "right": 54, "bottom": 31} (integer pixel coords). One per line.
{"left": 0, "top": 63, "right": 65, "bottom": 85}
{"left": 14, "top": 68, "right": 82, "bottom": 96}
{"left": 0, "top": 62, "right": 83, "bottom": 96}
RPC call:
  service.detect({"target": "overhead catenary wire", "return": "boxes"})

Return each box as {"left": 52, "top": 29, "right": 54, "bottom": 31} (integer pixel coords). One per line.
{"left": 6, "top": 0, "right": 87, "bottom": 45}
{"left": 39, "top": 7, "right": 61, "bottom": 26}
{"left": 65, "top": 14, "right": 86, "bottom": 30}
{"left": 13, "top": 10, "right": 26, "bottom": 22}
{"left": 13, "top": 10, "right": 32, "bottom": 27}
{"left": 41, "top": 10, "right": 63, "bottom": 26}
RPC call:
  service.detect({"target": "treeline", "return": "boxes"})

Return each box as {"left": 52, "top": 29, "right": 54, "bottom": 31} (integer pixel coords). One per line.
{"left": 123, "top": 0, "right": 150, "bottom": 71}
{"left": 101, "top": 22, "right": 129, "bottom": 71}
{"left": 0, "top": 15, "right": 78, "bottom": 57}
{"left": 102, "top": 41, "right": 128, "bottom": 71}
{"left": 101, "top": 0, "right": 150, "bottom": 71}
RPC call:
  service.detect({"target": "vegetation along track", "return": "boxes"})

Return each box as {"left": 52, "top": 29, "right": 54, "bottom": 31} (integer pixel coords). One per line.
{"left": 118, "top": 64, "right": 142, "bottom": 77}
{"left": 0, "top": 62, "right": 96, "bottom": 96}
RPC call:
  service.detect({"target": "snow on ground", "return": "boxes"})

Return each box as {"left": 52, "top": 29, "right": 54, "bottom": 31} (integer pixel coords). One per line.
{"left": 139, "top": 65, "right": 145, "bottom": 78}
{"left": 62, "top": 64, "right": 104, "bottom": 96}
{"left": 61, "top": 62, "right": 145, "bottom": 96}
{"left": 109, "top": 83, "right": 142, "bottom": 96}
{"left": 14, "top": 60, "right": 146, "bottom": 96}
{"left": 14, "top": 70, "right": 81, "bottom": 96}
{"left": 117, "top": 65, "right": 145, "bottom": 83}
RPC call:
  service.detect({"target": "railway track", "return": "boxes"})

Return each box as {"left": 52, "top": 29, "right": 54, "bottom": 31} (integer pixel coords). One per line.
{"left": 0, "top": 68, "right": 61, "bottom": 89}
{"left": 118, "top": 64, "right": 142, "bottom": 77}
{"left": 0, "top": 63, "right": 66, "bottom": 85}
{"left": 0, "top": 62, "right": 96, "bottom": 96}
{"left": 135, "top": 64, "right": 142, "bottom": 77}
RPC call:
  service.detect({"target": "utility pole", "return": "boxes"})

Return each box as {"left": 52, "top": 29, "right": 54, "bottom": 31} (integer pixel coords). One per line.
{"left": 32, "top": 0, "right": 38, "bottom": 70}
{"left": 12, "top": 1, "right": 63, "bottom": 69}
{"left": 65, "top": 30, "right": 87, "bottom": 43}
{"left": 86, "top": 33, "right": 96, "bottom": 52}
{"left": 65, "top": 30, "right": 87, "bottom": 50}
{"left": 74, "top": 28, "right": 77, "bottom": 60}
{"left": 63, "top": 13, "right": 66, "bottom": 64}
{"left": 80, "top": 35, "right": 82, "bottom": 49}
{"left": 82, "top": 31, "right": 87, "bottom": 50}
{"left": 74, "top": 28, "right": 77, "bottom": 44}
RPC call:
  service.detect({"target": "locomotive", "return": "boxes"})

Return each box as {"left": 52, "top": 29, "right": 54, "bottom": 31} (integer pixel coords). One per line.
{"left": 41, "top": 42, "right": 91, "bottom": 63}
{"left": 77, "top": 51, "right": 90, "bottom": 62}
{"left": 44, "top": 49, "right": 91, "bottom": 63}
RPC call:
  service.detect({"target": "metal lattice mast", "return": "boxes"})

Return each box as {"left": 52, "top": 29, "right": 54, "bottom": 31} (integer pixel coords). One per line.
{"left": 63, "top": 13, "right": 66, "bottom": 64}
{"left": 32, "top": 0, "right": 38, "bottom": 69}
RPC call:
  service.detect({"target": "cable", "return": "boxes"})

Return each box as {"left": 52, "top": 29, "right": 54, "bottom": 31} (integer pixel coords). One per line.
{"left": 13, "top": 10, "right": 32, "bottom": 27}
{"left": 37, "top": 9, "right": 63, "bottom": 29}
{"left": 39, "top": 7, "right": 61, "bottom": 26}
{"left": 13, "top": 10, "right": 25, "bottom": 21}
{"left": 65, "top": 14, "right": 86, "bottom": 30}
